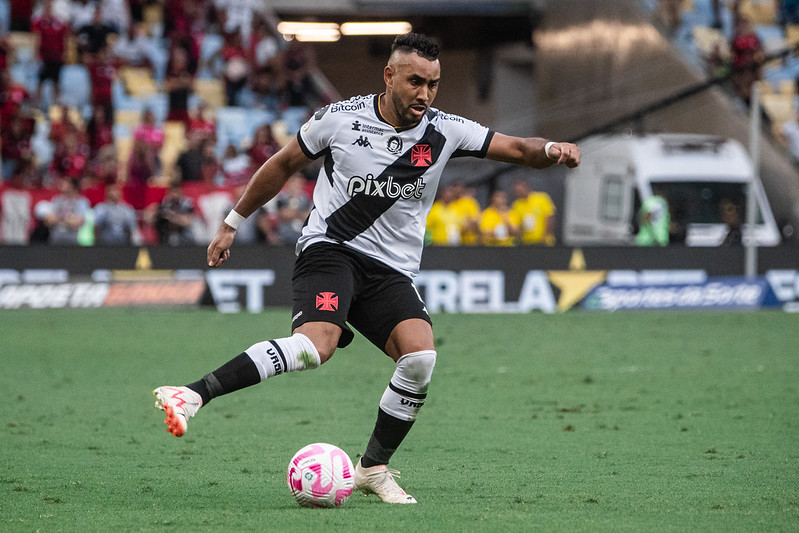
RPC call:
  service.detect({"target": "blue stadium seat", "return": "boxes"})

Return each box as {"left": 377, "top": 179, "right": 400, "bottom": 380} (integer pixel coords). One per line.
{"left": 197, "top": 33, "right": 224, "bottom": 79}
{"left": 214, "top": 106, "right": 275, "bottom": 155}
{"left": 0, "top": 0, "right": 8, "bottom": 34}
{"left": 58, "top": 65, "right": 91, "bottom": 111}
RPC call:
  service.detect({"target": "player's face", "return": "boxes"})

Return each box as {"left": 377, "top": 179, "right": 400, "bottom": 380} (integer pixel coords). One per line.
{"left": 385, "top": 52, "right": 440, "bottom": 128}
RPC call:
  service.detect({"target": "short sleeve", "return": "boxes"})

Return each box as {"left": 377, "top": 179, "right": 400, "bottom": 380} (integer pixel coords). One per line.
{"left": 296, "top": 104, "right": 338, "bottom": 159}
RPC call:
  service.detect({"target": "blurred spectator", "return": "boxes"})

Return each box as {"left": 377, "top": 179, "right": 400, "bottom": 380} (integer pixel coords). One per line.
{"left": 86, "top": 45, "right": 119, "bottom": 118}
{"left": 480, "top": 189, "right": 519, "bottom": 246}
{"left": 636, "top": 187, "right": 670, "bottom": 246}
{"left": 0, "top": 69, "right": 31, "bottom": 125}
{"left": 2, "top": 114, "right": 34, "bottom": 180}
{"left": 112, "top": 22, "right": 158, "bottom": 70}
{"left": 48, "top": 177, "right": 90, "bottom": 245}
{"left": 239, "top": 66, "right": 283, "bottom": 114}
{"left": 720, "top": 200, "right": 743, "bottom": 246}
{"left": 76, "top": 5, "right": 119, "bottom": 59}
{"left": 275, "top": 173, "right": 311, "bottom": 245}
{"left": 0, "top": 33, "right": 11, "bottom": 72}
{"left": 248, "top": 123, "right": 281, "bottom": 165}
{"left": 214, "top": 0, "right": 265, "bottom": 45}
{"left": 779, "top": 0, "right": 799, "bottom": 27}
{"left": 125, "top": 137, "right": 157, "bottom": 210}
{"left": 0, "top": 172, "right": 32, "bottom": 244}
{"left": 163, "top": 0, "right": 189, "bottom": 38}
{"left": 94, "top": 182, "right": 138, "bottom": 245}
{"left": 32, "top": 0, "right": 71, "bottom": 106}
{"left": 426, "top": 184, "right": 462, "bottom": 245}
{"left": 200, "top": 138, "right": 221, "bottom": 185}
{"left": 164, "top": 46, "right": 194, "bottom": 123}
{"left": 100, "top": 0, "right": 130, "bottom": 35}
{"left": 730, "top": 14, "right": 765, "bottom": 106}
{"left": 30, "top": 199, "right": 54, "bottom": 244}
{"left": 221, "top": 144, "right": 250, "bottom": 186}
{"left": 50, "top": 130, "right": 90, "bottom": 181}
{"left": 10, "top": 0, "right": 34, "bottom": 32}
{"left": 187, "top": 100, "right": 216, "bottom": 141}
{"left": 86, "top": 106, "right": 114, "bottom": 157}
{"left": 70, "top": 0, "right": 96, "bottom": 30}
{"left": 449, "top": 181, "right": 481, "bottom": 245}
{"left": 175, "top": 130, "right": 204, "bottom": 182}
{"left": 222, "top": 31, "right": 250, "bottom": 106}
{"left": 282, "top": 39, "right": 323, "bottom": 110}
{"left": 133, "top": 108, "right": 164, "bottom": 159}
{"left": 155, "top": 182, "right": 195, "bottom": 245}
{"left": 48, "top": 105, "right": 81, "bottom": 145}
{"left": 91, "top": 144, "right": 119, "bottom": 185}
{"left": 250, "top": 17, "right": 280, "bottom": 70}
{"left": 510, "top": 179, "right": 556, "bottom": 246}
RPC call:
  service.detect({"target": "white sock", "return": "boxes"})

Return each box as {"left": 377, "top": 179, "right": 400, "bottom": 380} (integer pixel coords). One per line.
{"left": 379, "top": 350, "right": 437, "bottom": 421}
{"left": 245, "top": 333, "right": 321, "bottom": 380}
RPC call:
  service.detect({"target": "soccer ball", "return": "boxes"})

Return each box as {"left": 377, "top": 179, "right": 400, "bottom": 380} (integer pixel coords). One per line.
{"left": 287, "top": 443, "right": 355, "bottom": 508}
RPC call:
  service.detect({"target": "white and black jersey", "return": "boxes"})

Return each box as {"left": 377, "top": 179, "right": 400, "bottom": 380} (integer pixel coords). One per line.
{"left": 296, "top": 94, "right": 494, "bottom": 277}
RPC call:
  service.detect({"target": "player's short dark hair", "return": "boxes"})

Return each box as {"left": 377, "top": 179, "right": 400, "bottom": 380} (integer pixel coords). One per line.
{"left": 391, "top": 33, "right": 440, "bottom": 61}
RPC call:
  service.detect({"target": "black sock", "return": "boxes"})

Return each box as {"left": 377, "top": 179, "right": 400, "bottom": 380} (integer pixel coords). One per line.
{"left": 185, "top": 353, "right": 261, "bottom": 407}
{"left": 361, "top": 408, "right": 415, "bottom": 468}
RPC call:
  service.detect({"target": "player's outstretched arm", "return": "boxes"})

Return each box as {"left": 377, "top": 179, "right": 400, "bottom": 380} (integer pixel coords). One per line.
{"left": 207, "top": 138, "right": 312, "bottom": 267}
{"left": 486, "top": 133, "right": 580, "bottom": 169}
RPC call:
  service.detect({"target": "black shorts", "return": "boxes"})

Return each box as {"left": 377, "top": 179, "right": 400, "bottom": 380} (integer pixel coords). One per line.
{"left": 291, "top": 242, "right": 431, "bottom": 351}
{"left": 39, "top": 61, "right": 64, "bottom": 83}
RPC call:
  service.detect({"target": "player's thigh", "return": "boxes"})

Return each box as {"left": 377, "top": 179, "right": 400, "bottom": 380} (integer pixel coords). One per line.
{"left": 291, "top": 244, "right": 357, "bottom": 349}
{"left": 348, "top": 274, "right": 432, "bottom": 358}
{"left": 384, "top": 318, "right": 435, "bottom": 362}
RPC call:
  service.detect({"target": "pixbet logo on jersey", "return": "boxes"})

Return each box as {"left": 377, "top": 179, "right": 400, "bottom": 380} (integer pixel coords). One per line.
{"left": 347, "top": 174, "right": 426, "bottom": 199}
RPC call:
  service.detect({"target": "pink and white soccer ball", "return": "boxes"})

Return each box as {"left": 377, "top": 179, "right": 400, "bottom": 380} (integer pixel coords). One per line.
{"left": 287, "top": 443, "right": 355, "bottom": 508}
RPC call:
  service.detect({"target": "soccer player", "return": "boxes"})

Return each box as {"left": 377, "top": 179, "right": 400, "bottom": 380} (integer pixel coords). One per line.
{"left": 153, "top": 33, "right": 580, "bottom": 504}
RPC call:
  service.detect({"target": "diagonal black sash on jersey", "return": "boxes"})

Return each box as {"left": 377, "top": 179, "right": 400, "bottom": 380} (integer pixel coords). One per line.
{"left": 325, "top": 123, "right": 446, "bottom": 243}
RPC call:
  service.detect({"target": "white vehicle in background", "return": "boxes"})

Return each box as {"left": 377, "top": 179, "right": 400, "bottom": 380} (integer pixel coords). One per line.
{"left": 562, "top": 134, "right": 781, "bottom": 246}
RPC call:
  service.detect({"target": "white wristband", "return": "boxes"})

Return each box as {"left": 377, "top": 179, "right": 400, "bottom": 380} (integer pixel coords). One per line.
{"left": 544, "top": 141, "right": 558, "bottom": 160}
{"left": 224, "top": 210, "right": 246, "bottom": 230}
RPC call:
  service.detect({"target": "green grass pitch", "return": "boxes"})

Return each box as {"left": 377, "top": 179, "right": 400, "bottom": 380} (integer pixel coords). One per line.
{"left": 1, "top": 309, "right": 797, "bottom": 532}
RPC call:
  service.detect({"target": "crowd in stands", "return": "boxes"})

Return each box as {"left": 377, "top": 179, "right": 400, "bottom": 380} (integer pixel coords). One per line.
{"left": 425, "top": 179, "right": 556, "bottom": 247}
{"left": 0, "top": 0, "right": 329, "bottom": 246}
{"left": 661, "top": 0, "right": 799, "bottom": 160}
{"left": 0, "top": 0, "right": 561, "bottom": 248}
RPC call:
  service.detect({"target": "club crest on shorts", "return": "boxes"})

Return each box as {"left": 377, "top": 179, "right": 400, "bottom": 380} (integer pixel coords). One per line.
{"left": 411, "top": 144, "right": 432, "bottom": 167}
{"left": 316, "top": 292, "right": 339, "bottom": 311}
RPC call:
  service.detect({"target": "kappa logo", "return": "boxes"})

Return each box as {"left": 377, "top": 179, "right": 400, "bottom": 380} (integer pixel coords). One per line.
{"left": 386, "top": 136, "right": 403, "bottom": 154}
{"left": 352, "top": 135, "right": 373, "bottom": 149}
{"left": 411, "top": 144, "right": 432, "bottom": 167}
{"left": 316, "top": 292, "right": 339, "bottom": 311}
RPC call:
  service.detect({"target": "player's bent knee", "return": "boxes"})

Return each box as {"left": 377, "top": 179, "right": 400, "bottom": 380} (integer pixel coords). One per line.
{"left": 396, "top": 350, "right": 436, "bottom": 388}
{"left": 379, "top": 350, "right": 437, "bottom": 422}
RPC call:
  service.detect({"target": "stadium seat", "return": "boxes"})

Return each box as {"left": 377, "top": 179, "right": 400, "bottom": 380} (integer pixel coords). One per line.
{"left": 120, "top": 67, "right": 160, "bottom": 98}
{"left": 740, "top": 0, "right": 777, "bottom": 25}
{"left": 193, "top": 78, "right": 226, "bottom": 109}
{"left": 214, "top": 106, "right": 275, "bottom": 154}
{"left": 0, "top": 0, "right": 8, "bottom": 35}
{"left": 197, "top": 33, "right": 224, "bottom": 79}
{"left": 760, "top": 92, "right": 795, "bottom": 124}
{"left": 58, "top": 65, "right": 91, "bottom": 111}
{"left": 8, "top": 32, "right": 37, "bottom": 65}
